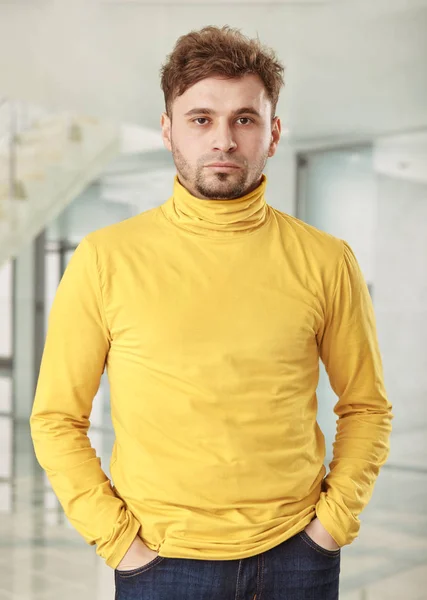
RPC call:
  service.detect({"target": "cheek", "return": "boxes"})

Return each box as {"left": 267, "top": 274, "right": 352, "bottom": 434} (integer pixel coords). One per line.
{"left": 240, "top": 134, "right": 270, "bottom": 157}
{"left": 175, "top": 126, "right": 204, "bottom": 148}
{"left": 172, "top": 135, "right": 201, "bottom": 167}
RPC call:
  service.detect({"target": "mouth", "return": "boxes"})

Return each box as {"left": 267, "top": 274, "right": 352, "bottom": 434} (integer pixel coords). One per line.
{"left": 205, "top": 163, "right": 241, "bottom": 170}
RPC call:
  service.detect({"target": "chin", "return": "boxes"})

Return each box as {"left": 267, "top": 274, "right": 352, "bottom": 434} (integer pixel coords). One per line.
{"left": 199, "top": 176, "right": 246, "bottom": 197}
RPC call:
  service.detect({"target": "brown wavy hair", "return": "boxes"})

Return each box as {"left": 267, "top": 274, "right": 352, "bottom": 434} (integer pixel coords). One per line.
{"left": 160, "top": 25, "right": 285, "bottom": 119}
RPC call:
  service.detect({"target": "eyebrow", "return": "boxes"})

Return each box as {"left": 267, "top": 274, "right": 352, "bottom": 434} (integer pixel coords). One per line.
{"left": 184, "top": 107, "right": 262, "bottom": 118}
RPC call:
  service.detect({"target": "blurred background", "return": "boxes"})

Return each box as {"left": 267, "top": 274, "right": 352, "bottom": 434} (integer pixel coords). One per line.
{"left": 0, "top": 1, "right": 426, "bottom": 598}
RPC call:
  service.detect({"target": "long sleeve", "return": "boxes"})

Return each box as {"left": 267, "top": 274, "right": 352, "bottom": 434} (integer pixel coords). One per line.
{"left": 315, "top": 240, "right": 393, "bottom": 547}
{"left": 29, "top": 237, "right": 141, "bottom": 569}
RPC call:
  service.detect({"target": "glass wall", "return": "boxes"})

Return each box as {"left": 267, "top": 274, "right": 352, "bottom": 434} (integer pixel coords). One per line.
{"left": 297, "top": 140, "right": 427, "bottom": 467}
{"left": 0, "top": 259, "right": 13, "bottom": 511}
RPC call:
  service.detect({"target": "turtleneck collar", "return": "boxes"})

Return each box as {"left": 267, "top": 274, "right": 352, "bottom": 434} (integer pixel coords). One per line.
{"left": 160, "top": 174, "right": 270, "bottom": 238}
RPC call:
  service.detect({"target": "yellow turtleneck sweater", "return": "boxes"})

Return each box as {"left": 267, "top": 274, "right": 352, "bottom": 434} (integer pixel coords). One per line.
{"left": 30, "top": 174, "right": 393, "bottom": 569}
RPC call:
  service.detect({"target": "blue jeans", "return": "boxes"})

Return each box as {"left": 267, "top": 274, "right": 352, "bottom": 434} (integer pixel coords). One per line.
{"left": 114, "top": 530, "right": 341, "bottom": 599}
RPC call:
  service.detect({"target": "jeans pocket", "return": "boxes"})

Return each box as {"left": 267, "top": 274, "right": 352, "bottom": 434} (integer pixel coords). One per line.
{"left": 115, "top": 555, "right": 165, "bottom": 579}
{"left": 298, "top": 530, "right": 341, "bottom": 558}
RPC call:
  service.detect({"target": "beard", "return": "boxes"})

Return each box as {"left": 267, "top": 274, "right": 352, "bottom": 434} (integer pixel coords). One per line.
{"left": 171, "top": 141, "right": 268, "bottom": 200}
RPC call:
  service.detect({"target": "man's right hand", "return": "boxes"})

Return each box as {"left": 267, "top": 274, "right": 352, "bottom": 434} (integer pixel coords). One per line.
{"left": 116, "top": 534, "right": 160, "bottom": 571}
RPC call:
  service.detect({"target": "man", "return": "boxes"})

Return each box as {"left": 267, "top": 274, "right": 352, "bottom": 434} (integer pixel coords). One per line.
{"left": 30, "top": 25, "right": 393, "bottom": 599}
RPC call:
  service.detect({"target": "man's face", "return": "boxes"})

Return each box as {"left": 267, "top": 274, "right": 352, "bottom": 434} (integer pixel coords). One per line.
{"left": 161, "top": 74, "right": 281, "bottom": 200}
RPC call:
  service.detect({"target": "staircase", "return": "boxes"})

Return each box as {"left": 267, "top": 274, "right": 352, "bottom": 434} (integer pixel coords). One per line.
{"left": 0, "top": 99, "right": 120, "bottom": 267}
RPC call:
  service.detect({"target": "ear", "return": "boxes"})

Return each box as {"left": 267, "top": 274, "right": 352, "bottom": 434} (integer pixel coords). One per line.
{"left": 268, "top": 116, "right": 281, "bottom": 158}
{"left": 161, "top": 112, "right": 172, "bottom": 152}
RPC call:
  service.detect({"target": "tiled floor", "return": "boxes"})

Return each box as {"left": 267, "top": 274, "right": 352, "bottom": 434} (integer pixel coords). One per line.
{"left": 1, "top": 419, "right": 426, "bottom": 599}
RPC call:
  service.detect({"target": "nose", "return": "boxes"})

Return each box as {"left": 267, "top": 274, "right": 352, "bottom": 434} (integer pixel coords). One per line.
{"left": 212, "top": 121, "right": 237, "bottom": 153}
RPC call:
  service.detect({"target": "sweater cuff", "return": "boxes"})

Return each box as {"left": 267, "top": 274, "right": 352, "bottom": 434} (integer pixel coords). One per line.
{"left": 315, "top": 491, "right": 360, "bottom": 548}
{"left": 105, "top": 518, "right": 142, "bottom": 569}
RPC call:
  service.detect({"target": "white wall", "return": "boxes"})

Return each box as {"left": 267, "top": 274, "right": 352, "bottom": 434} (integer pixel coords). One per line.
{"left": 47, "top": 183, "right": 134, "bottom": 244}
{"left": 1, "top": 3, "right": 426, "bottom": 140}
{"left": 265, "top": 143, "right": 297, "bottom": 215}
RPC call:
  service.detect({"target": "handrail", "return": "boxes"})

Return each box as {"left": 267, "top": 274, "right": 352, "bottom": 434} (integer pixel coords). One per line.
{"left": 0, "top": 99, "right": 33, "bottom": 206}
{"left": 9, "top": 101, "right": 17, "bottom": 203}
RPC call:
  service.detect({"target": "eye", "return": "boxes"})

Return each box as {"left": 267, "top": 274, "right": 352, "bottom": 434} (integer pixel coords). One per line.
{"left": 193, "top": 117, "right": 210, "bottom": 125}
{"left": 237, "top": 117, "right": 253, "bottom": 125}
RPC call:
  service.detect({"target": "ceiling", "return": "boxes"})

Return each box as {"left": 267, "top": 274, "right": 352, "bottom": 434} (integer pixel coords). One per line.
{"left": 0, "top": 0, "right": 426, "bottom": 147}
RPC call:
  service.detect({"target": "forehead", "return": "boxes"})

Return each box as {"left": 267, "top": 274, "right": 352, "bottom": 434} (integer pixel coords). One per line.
{"left": 173, "top": 74, "right": 270, "bottom": 113}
